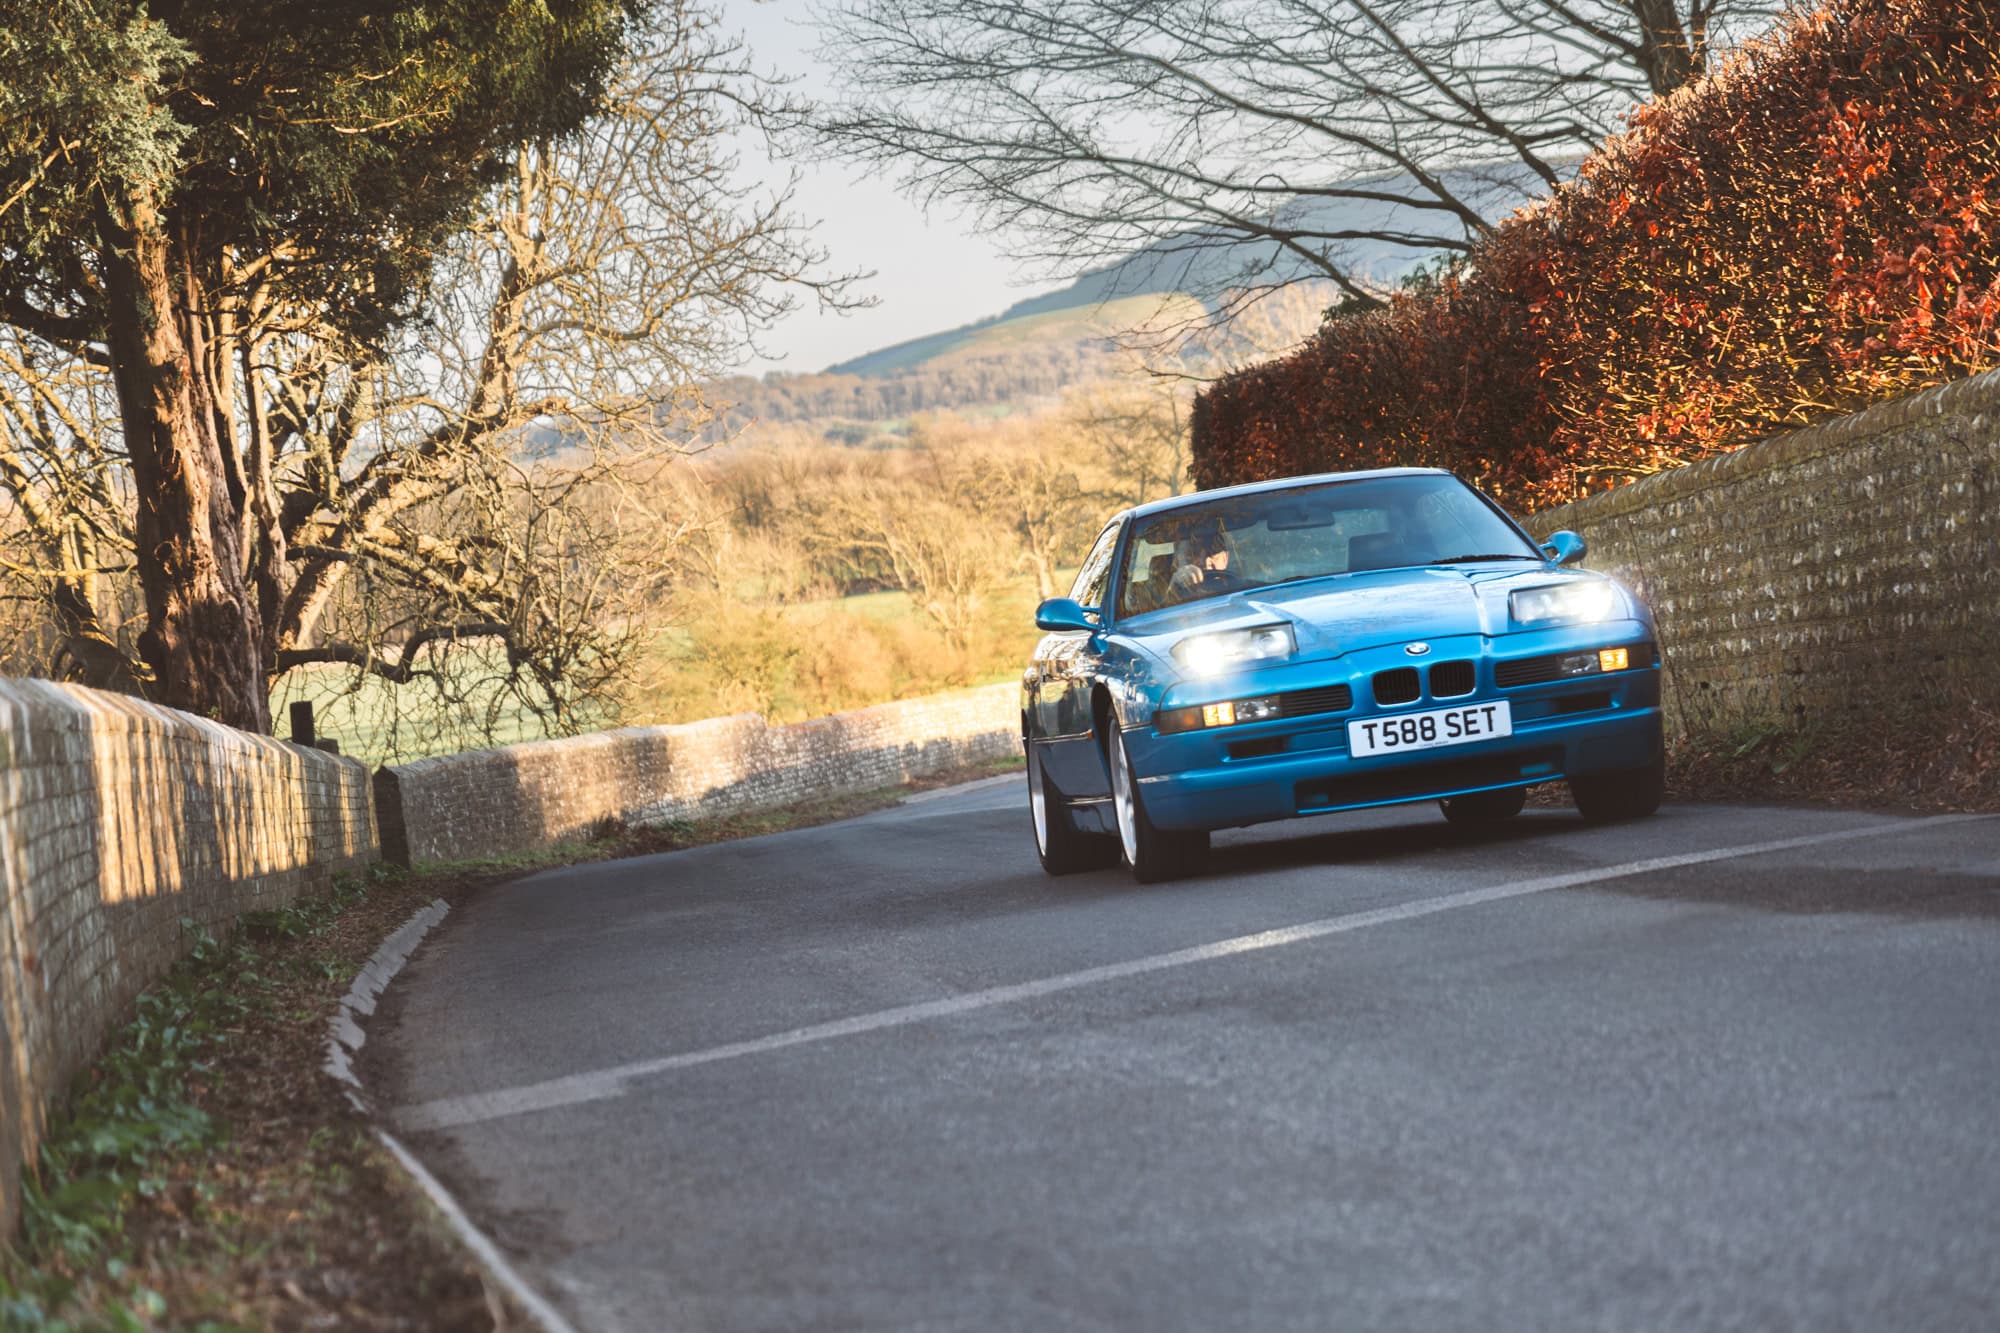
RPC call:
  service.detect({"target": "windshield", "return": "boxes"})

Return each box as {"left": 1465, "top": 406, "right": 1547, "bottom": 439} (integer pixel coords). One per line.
{"left": 1114, "top": 474, "right": 1539, "bottom": 618}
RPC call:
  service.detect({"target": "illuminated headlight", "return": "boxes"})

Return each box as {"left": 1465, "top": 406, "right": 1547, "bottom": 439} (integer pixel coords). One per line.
{"left": 1171, "top": 623, "right": 1297, "bottom": 675}
{"left": 1509, "top": 581, "right": 1618, "bottom": 626}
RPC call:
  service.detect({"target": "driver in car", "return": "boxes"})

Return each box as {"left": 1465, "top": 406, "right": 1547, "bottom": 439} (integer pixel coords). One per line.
{"left": 1169, "top": 525, "right": 1245, "bottom": 600}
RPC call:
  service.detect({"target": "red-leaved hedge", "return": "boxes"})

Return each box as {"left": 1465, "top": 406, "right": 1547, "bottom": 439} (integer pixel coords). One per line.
{"left": 1191, "top": 0, "right": 2000, "bottom": 510}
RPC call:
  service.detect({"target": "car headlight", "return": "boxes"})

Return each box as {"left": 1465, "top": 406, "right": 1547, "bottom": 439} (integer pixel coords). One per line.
{"left": 1509, "top": 581, "right": 1617, "bottom": 626}
{"left": 1171, "top": 623, "right": 1297, "bottom": 675}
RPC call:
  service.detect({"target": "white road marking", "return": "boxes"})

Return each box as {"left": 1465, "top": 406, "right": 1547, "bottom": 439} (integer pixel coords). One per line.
{"left": 325, "top": 897, "right": 448, "bottom": 1093}
{"left": 330, "top": 901, "right": 582, "bottom": 1332}
{"left": 397, "top": 813, "right": 1986, "bottom": 1133}
{"left": 375, "top": 1129, "right": 585, "bottom": 1333}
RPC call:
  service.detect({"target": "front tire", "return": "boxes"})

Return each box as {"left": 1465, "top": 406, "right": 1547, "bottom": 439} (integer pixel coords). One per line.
{"left": 1028, "top": 741, "right": 1119, "bottom": 875}
{"left": 1440, "top": 786, "right": 1527, "bottom": 824}
{"left": 1571, "top": 747, "right": 1666, "bottom": 823}
{"left": 1106, "top": 716, "right": 1209, "bottom": 883}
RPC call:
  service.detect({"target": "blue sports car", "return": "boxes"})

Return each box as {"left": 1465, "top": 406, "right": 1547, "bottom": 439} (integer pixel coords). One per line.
{"left": 1022, "top": 468, "right": 1663, "bottom": 881}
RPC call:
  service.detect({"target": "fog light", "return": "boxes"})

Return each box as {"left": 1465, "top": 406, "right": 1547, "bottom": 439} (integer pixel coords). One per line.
{"left": 1202, "top": 702, "right": 1236, "bottom": 727}
{"left": 1236, "top": 696, "right": 1282, "bottom": 722}
{"left": 1598, "top": 647, "right": 1629, "bottom": 672}
{"left": 1559, "top": 652, "right": 1600, "bottom": 677}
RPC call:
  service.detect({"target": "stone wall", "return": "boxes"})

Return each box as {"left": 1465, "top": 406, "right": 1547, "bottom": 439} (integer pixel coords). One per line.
{"left": 15, "top": 366, "right": 1987, "bottom": 1229}
{"left": 1530, "top": 368, "right": 2000, "bottom": 739}
{"left": 377, "top": 682, "right": 1022, "bottom": 866}
{"left": 0, "top": 681, "right": 378, "bottom": 1233}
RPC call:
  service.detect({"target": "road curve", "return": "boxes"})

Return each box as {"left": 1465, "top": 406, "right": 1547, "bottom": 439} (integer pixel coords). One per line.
{"left": 372, "top": 782, "right": 2000, "bottom": 1332}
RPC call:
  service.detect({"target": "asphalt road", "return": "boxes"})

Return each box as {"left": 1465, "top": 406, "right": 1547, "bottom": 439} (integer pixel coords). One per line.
{"left": 374, "top": 782, "right": 2000, "bottom": 1332}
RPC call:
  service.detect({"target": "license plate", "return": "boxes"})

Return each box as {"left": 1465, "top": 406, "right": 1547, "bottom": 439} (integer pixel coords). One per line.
{"left": 1348, "top": 701, "right": 1512, "bottom": 758}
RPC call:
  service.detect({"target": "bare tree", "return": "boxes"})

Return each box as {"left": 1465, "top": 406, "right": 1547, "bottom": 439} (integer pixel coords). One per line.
{"left": 268, "top": 5, "right": 853, "bottom": 717}
{"left": 810, "top": 0, "right": 1779, "bottom": 323}
{"left": 966, "top": 444, "right": 1096, "bottom": 599}
{"left": 810, "top": 446, "right": 1003, "bottom": 654}
{"left": 1069, "top": 383, "right": 1194, "bottom": 508}
{"left": 0, "top": 1, "right": 855, "bottom": 755}
{"left": 0, "top": 327, "right": 144, "bottom": 691}
{"left": 840, "top": 492, "right": 999, "bottom": 654}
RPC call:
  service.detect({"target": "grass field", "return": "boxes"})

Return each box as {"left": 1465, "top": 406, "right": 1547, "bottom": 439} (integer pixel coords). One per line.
{"left": 273, "top": 572, "right": 1062, "bottom": 768}
{"left": 271, "top": 657, "right": 590, "bottom": 769}
{"left": 624, "top": 573, "right": 1053, "bottom": 731}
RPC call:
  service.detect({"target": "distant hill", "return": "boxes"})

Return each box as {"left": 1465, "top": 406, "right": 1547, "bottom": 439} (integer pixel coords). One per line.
{"left": 699, "top": 293, "right": 1227, "bottom": 442}
{"left": 824, "top": 292, "right": 1200, "bottom": 378}
{"left": 824, "top": 160, "right": 1554, "bottom": 379}
{"left": 697, "top": 163, "right": 1558, "bottom": 442}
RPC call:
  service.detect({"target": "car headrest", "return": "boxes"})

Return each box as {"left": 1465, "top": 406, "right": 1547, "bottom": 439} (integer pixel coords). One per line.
{"left": 1347, "top": 531, "right": 1409, "bottom": 571}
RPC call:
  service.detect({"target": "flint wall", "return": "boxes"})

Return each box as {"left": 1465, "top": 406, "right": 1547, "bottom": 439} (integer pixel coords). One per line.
{"left": 0, "top": 681, "right": 378, "bottom": 1232}
{"left": 1529, "top": 369, "right": 2000, "bottom": 737}
{"left": 375, "top": 682, "right": 1022, "bottom": 866}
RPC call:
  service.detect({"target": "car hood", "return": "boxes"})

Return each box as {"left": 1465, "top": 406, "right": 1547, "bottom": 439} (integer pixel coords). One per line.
{"left": 1116, "top": 564, "right": 1619, "bottom": 663}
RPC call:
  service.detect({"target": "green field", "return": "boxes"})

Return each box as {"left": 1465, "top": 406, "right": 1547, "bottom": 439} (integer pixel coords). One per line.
{"left": 271, "top": 656, "right": 592, "bottom": 769}
{"left": 274, "top": 573, "right": 1064, "bottom": 768}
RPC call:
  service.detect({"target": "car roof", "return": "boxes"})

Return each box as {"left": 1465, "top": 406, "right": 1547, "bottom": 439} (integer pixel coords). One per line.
{"left": 1119, "top": 467, "right": 1454, "bottom": 524}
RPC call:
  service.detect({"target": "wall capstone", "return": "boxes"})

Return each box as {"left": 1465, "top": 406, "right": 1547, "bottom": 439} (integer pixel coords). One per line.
{"left": 377, "top": 681, "right": 1022, "bottom": 866}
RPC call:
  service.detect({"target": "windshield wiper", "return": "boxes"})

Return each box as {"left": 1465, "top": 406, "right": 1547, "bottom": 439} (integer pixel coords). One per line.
{"left": 1432, "top": 553, "right": 1537, "bottom": 564}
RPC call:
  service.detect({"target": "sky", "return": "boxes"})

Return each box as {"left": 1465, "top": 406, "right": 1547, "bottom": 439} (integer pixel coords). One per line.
{"left": 726, "top": 0, "right": 1058, "bottom": 377}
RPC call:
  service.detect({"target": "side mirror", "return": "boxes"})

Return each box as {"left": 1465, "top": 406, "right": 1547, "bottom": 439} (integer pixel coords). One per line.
{"left": 1035, "top": 597, "right": 1098, "bottom": 632}
{"left": 1541, "top": 530, "right": 1587, "bottom": 566}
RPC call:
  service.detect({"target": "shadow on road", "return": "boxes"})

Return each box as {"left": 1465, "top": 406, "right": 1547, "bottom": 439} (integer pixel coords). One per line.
{"left": 1560, "top": 861, "right": 2000, "bottom": 921}
{"left": 1202, "top": 808, "right": 1578, "bottom": 880}
{"left": 1186, "top": 806, "right": 1999, "bottom": 922}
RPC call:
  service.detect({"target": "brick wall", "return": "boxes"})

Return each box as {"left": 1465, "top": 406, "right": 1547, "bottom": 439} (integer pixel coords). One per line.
{"left": 0, "top": 681, "right": 378, "bottom": 1233}
{"left": 377, "top": 682, "right": 1022, "bottom": 866}
{"left": 1529, "top": 367, "right": 2000, "bottom": 739}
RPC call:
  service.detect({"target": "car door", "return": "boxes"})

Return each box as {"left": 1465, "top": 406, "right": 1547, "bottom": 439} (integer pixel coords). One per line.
{"left": 1032, "top": 519, "right": 1121, "bottom": 796}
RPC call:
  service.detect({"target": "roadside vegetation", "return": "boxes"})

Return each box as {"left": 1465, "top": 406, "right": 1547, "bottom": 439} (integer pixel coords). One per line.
{"left": 0, "top": 0, "right": 1324, "bottom": 769}
{"left": 621, "top": 396, "right": 1190, "bottom": 722}
{"left": 1665, "top": 685, "right": 2000, "bottom": 813}
{"left": 0, "top": 0, "right": 857, "bottom": 740}
{"left": 0, "top": 756, "right": 1020, "bottom": 1330}
{"left": 259, "top": 381, "right": 1197, "bottom": 766}
{"left": 1191, "top": 0, "right": 2000, "bottom": 509}
{"left": 5, "top": 0, "right": 1987, "bottom": 766}
{"left": 0, "top": 869, "right": 496, "bottom": 1331}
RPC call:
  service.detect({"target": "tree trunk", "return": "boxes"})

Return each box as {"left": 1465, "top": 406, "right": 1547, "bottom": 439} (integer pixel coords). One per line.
{"left": 1630, "top": 0, "right": 1699, "bottom": 94}
{"left": 97, "top": 193, "right": 270, "bottom": 732}
{"left": 1029, "top": 550, "right": 1057, "bottom": 600}
{"left": 239, "top": 333, "right": 289, "bottom": 674}
{"left": 48, "top": 552, "right": 146, "bottom": 696}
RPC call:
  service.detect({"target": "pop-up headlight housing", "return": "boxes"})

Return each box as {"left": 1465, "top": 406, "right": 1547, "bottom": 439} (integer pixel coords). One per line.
{"left": 1509, "top": 581, "right": 1618, "bottom": 627}
{"left": 1171, "top": 623, "right": 1297, "bottom": 675}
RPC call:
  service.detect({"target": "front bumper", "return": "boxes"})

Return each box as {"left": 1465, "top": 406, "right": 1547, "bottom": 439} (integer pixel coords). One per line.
{"left": 1127, "top": 625, "right": 1663, "bottom": 831}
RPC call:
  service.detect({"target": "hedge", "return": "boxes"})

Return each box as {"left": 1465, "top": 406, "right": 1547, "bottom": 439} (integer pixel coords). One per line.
{"left": 1191, "top": 0, "right": 2000, "bottom": 511}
